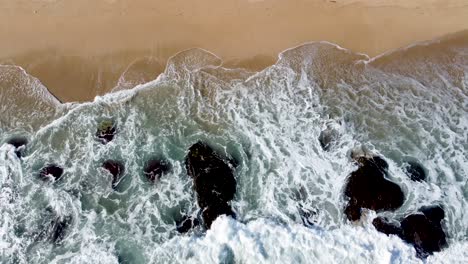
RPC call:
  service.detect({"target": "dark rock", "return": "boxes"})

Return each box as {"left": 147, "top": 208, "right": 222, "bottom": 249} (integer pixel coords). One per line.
{"left": 96, "top": 119, "right": 116, "bottom": 144}
{"left": 6, "top": 136, "right": 28, "bottom": 158}
{"left": 186, "top": 142, "right": 236, "bottom": 207}
{"left": 372, "top": 217, "right": 402, "bottom": 236}
{"left": 176, "top": 215, "right": 200, "bottom": 234}
{"left": 6, "top": 137, "right": 28, "bottom": 149}
{"left": 39, "top": 165, "right": 64, "bottom": 181}
{"left": 400, "top": 212, "right": 447, "bottom": 258}
{"left": 185, "top": 142, "right": 236, "bottom": 228}
{"left": 420, "top": 205, "right": 445, "bottom": 222}
{"left": 102, "top": 160, "right": 125, "bottom": 188}
{"left": 404, "top": 161, "right": 426, "bottom": 182}
{"left": 372, "top": 205, "right": 447, "bottom": 259}
{"left": 144, "top": 159, "right": 171, "bottom": 182}
{"left": 344, "top": 156, "right": 404, "bottom": 221}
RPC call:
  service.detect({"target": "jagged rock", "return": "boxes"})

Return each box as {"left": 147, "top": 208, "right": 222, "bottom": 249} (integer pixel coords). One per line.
{"left": 176, "top": 215, "right": 200, "bottom": 234}
{"left": 344, "top": 156, "right": 404, "bottom": 221}
{"left": 404, "top": 161, "right": 426, "bottom": 182}
{"left": 6, "top": 136, "right": 28, "bottom": 158}
{"left": 39, "top": 165, "right": 64, "bottom": 181}
{"left": 143, "top": 159, "right": 170, "bottom": 182}
{"left": 96, "top": 119, "right": 116, "bottom": 144}
{"left": 185, "top": 141, "right": 236, "bottom": 228}
{"left": 102, "top": 160, "right": 125, "bottom": 188}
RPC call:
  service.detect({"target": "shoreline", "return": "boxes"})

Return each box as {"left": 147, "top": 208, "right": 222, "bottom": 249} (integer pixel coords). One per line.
{"left": 1, "top": 0, "right": 468, "bottom": 102}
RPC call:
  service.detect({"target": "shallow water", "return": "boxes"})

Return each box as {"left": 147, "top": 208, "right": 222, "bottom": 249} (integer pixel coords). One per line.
{"left": 0, "top": 32, "right": 467, "bottom": 263}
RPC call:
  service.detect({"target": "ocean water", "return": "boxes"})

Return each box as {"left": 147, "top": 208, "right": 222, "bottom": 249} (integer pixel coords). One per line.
{"left": 0, "top": 32, "right": 467, "bottom": 263}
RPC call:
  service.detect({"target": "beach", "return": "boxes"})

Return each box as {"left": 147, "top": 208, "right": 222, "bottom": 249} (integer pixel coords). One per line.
{"left": 1, "top": 0, "right": 468, "bottom": 102}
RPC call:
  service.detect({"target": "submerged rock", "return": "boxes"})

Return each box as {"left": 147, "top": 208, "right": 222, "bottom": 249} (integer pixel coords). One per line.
{"left": 404, "top": 161, "right": 426, "bottom": 182}
{"left": 298, "top": 206, "right": 317, "bottom": 227}
{"left": 372, "top": 205, "right": 447, "bottom": 259}
{"left": 185, "top": 141, "right": 236, "bottom": 228}
{"left": 318, "top": 127, "right": 339, "bottom": 151}
{"left": 102, "top": 160, "right": 125, "bottom": 188}
{"left": 144, "top": 159, "right": 171, "bottom": 182}
{"left": 39, "top": 165, "right": 64, "bottom": 181}
{"left": 50, "top": 215, "right": 72, "bottom": 243}
{"left": 6, "top": 136, "right": 28, "bottom": 158}
{"left": 344, "top": 156, "right": 404, "bottom": 221}
{"left": 115, "top": 240, "right": 146, "bottom": 264}
{"left": 176, "top": 215, "right": 200, "bottom": 234}
{"left": 96, "top": 119, "right": 116, "bottom": 144}
{"left": 37, "top": 214, "right": 72, "bottom": 244}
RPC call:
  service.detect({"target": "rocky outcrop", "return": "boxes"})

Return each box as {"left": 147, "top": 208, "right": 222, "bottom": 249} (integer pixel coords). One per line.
{"left": 185, "top": 142, "right": 236, "bottom": 228}
{"left": 344, "top": 156, "right": 404, "bottom": 221}
{"left": 143, "top": 159, "right": 171, "bottom": 182}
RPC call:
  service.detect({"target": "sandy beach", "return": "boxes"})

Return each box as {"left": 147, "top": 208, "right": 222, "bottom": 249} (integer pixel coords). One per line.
{"left": 1, "top": 0, "right": 468, "bottom": 102}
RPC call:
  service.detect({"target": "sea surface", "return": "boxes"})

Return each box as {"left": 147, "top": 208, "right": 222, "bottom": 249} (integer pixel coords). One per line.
{"left": 0, "top": 31, "right": 467, "bottom": 263}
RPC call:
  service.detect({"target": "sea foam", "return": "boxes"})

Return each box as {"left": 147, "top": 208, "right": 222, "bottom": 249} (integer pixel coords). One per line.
{"left": 0, "top": 32, "right": 467, "bottom": 263}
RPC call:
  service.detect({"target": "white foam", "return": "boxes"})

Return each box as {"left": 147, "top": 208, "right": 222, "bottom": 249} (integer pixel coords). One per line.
{"left": 152, "top": 216, "right": 425, "bottom": 264}
{"left": 0, "top": 36, "right": 467, "bottom": 263}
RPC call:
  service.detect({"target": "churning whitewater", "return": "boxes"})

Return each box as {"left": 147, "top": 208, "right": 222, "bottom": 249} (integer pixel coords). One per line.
{"left": 0, "top": 32, "right": 467, "bottom": 263}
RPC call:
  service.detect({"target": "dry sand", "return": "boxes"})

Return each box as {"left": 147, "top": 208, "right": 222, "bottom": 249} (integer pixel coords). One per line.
{"left": 0, "top": 0, "right": 467, "bottom": 102}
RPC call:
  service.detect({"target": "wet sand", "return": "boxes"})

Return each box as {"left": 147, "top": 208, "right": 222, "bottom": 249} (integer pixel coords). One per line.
{"left": 0, "top": 0, "right": 467, "bottom": 102}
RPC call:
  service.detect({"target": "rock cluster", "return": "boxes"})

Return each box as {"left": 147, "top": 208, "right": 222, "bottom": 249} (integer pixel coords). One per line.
{"left": 373, "top": 205, "right": 447, "bottom": 258}
{"left": 341, "top": 149, "right": 446, "bottom": 258}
